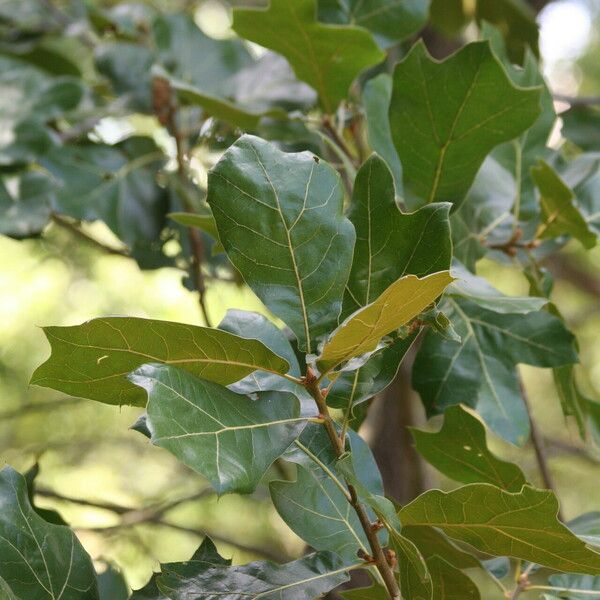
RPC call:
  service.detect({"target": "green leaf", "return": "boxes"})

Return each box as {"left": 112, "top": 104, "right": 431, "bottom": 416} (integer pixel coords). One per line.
{"left": 317, "top": 271, "right": 453, "bottom": 374}
{"left": 427, "top": 556, "right": 480, "bottom": 600}
{"left": 390, "top": 529, "right": 433, "bottom": 600}
{"left": 318, "top": 0, "right": 430, "bottom": 47}
{"left": 545, "top": 573, "right": 600, "bottom": 599}
{"left": 413, "top": 298, "right": 578, "bottom": 444}
{"left": 562, "top": 153, "right": 600, "bottom": 237}
{"left": 207, "top": 134, "right": 356, "bottom": 353}
{"left": 217, "top": 309, "right": 315, "bottom": 413}
{"left": 343, "top": 154, "right": 452, "bottom": 317}
{"left": 0, "top": 466, "right": 99, "bottom": 599}
{"left": 363, "top": 74, "right": 404, "bottom": 194}
{"left": 400, "top": 484, "right": 600, "bottom": 574}
{"left": 327, "top": 333, "right": 417, "bottom": 410}
{"left": 0, "top": 171, "right": 54, "bottom": 239}
{"left": 532, "top": 160, "right": 597, "bottom": 250}
{"left": 157, "top": 550, "right": 351, "bottom": 600}
{"left": 340, "top": 584, "right": 389, "bottom": 599}
{"left": 130, "top": 364, "right": 306, "bottom": 494}
{"left": 390, "top": 40, "right": 541, "bottom": 208}
{"left": 168, "top": 212, "right": 224, "bottom": 254}
{"left": 449, "top": 261, "right": 547, "bottom": 314}
{"left": 97, "top": 564, "right": 129, "bottom": 600}
{"left": 451, "top": 157, "right": 515, "bottom": 270}
{"left": 31, "top": 316, "right": 291, "bottom": 407}
{"left": 411, "top": 405, "right": 527, "bottom": 490}
{"left": 476, "top": 0, "right": 539, "bottom": 64}
{"left": 274, "top": 425, "right": 384, "bottom": 561}
{"left": 562, "top": 106, "right": 600, "bottom": 151}
{"left": 232, "top": 0, "right": 385, "bottom": 113}
{"left": 40, "top": 137, "right": 169, "bottom": 252}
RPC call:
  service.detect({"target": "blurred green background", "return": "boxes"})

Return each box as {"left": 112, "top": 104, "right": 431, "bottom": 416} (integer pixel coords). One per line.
{"left": 1, "top": 0, "right": 599, "bottom": 592}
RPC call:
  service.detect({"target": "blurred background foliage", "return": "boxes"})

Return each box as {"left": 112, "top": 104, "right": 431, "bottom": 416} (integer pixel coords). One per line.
{"left": 1, "top": 0, "right": 600, "bottom": 592}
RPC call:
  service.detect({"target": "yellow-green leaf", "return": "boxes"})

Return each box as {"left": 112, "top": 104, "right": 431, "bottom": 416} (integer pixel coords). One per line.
{"left": 317, "top": 272, "right": 453, "bottom": 374}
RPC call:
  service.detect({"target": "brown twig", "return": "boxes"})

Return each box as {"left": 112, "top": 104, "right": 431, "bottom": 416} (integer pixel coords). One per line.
{"left": 303, "top": 369, "right": 402, "bottom": 600}
{"left": 152, "top": 76, "right": 212, "bottom": 326}
{"left": 50, "top": 214, "right": 130, "bottom": 257}
{"left": 520, "top": 379, "right": 564, "bottom": 521}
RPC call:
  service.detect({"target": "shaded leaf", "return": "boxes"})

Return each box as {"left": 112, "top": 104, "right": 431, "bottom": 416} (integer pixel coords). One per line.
{"left": 532, "top": 160, "right": 597, "bottom": 249}
{"left": 232, "top": 0, "right": 385, "bottom": 113}
{"left": 317, "top": 272, "right": 453, "bottom": 374}
{"left": 131, "top": 364, "right": 306, "bottom": 494}
{"left": 31, "top": 316, "right": 291, "bottom": 407}
{"left": 97, "top": 564, "right": 129, "bottom": 600}
{"left": 401, "top": 484, "right": 600, "bottom": 574}
{"left": 363, "top": 74, "right": 403, "bottom": 194}
{"left": 390, "top": 40, "right": 541, "bottom": 208}
{"left": 427, "top": 556, "right": 480, "bottom": 600}
{"left": 340, "top": 584, "right": 388, "bottom": 599}
{"left": 157, "top": 550, "right": 351, "bottom": 600}
{"left": 562, "top": 153, "right": 600, "bottom": 236}
{"left": 562, "top": 106, "right": 600, "bottom": 151}
{"left": 0, "top": 466, "right": 99, "bottom": 599}
{"left": 545, "top": 573, "right": 600, "bottom": 599}
{"left": 208, "top": 134, "right": 355, "bottom": 353}
{"left": 411, "top": 404, "right": 527, "bottom": 490}
{"left": 40, "top": 137, "right": 169, "bottom": 253}
{"left": 0, "top": 171, "right": 54, "bottom": 239}
{"left": 327, "top": 333, "right": 417, "bottom": 410}
{"left": 343, "top": 153, "right": 452, "bottom": 317}
{"left": 389, "top": 529, "right": 433, "bottom": 600}
{"left": 413, "top": 298, "right": 578, "bottom": 444}
{"left": 318, "top": 0, "right": 430, "bottom": 47}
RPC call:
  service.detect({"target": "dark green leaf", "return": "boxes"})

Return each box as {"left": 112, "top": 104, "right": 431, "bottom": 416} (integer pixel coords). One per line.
{"left": 363, "top": 74, "right": 404, "bottom": 194}
{"left": 40, "top": 137, "right": 169, "bottom": 252}
{"left": 340, "top": 584, "right": 388, "bottom": 599}
{"left": 532, "top": 160, "right": 597, "bottom": 249}
{"left": 414, "top": 298, "right": 578, "bottom": 444}
{"left": 131, "top": 364, "right": 306, "bottom": 494}
{"left": 562, "top": 153, "right": 600, "bottom": 236}
{"left": 31, "top": 316, "right": 291, "bottom": 407}
{"left": 562, "top": 106, "right": 600, "bottom": 151}
{"left": 318, "top": 0, "right": 430, "bottom": 47}
{"left": 208, "top": 134, "right": 355, "bottom": 353}
{"left": 389, "top": 529, "right": 433, "bottom": 600}
{"left": 411, "top": 405, "right": 527, "bottom": 490}
{"left": 97, "top": 564, "right": 129, "bottom": 600}
{"left": 427, "top": 556, "right": 480, "bottom": 600}
{"left": 400, "top": 484, "right": 600, "bottom": 574}
{"left": 327, "top": 333, "right": 417, "bottom": 410}
{"left": 390, "top": 41, "right": 541, "bottom": 208}
{"left": 0, "top": 466, "right": 99, "bottom": 599}
{"left": 343, "top": 154, "right": 452, "bottom": 316}
{"left": 0, "top": 171, "right": 54, "bottom": 239}
{"left": 232, "top": 0, "right": 385, "bottom": 113}
{"left": 157, "top": 551, "right": 351, "bottom": 600}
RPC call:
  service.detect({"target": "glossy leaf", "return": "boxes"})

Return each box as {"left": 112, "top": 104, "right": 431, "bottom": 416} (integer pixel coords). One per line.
{"left": 390, "top": 40, "right": 541, "bottom": 208}
{"left": 363, "top": 74, "right": 404, "bottom": 194}
{"left": 401, "top": 484, "right": 600, "bottom": 574}
{"left": 532, "top": 160, "right": 597, "bottom": 249}
{"left": 157, "top": 550, "right": 351, "bottom": 600}
{"left": 31, "top": 316, "right": 291, "bottom": 407}
{"left": 208, "top": 135, "right": 355, "bottom": 353}
{"left": 0, "top": 466, "right": 99, "bottom": 600}
{"left": 318, "top": 0, "right": 430, "bottom": 47}
{"left": 317, "top": 271, "right": 453, "bottom": 374}
{"left": 131, "top": 364, "right": 306, "bottom": 494}
{"left": 232, "top": 0, "right": 385, "bottom": 113}
{"left": 411, "top": 405, "right": 527, "bottom": 490}
{"left": 343, "top": 154, "right": 452, "bottom": 317}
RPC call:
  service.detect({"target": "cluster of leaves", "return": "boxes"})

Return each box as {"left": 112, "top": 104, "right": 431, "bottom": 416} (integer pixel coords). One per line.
{"left": 1, "top": 0, "right": 600, "bottom": 598}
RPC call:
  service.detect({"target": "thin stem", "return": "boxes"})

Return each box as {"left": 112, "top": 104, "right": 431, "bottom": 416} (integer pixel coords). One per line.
{"left": 294, "top": 440, "right": 352, "bottom": 501}
{"left": 520, "top": 377, "right": 563, "bottom": 521}
{"left": 50, "top": 214, "right": 130, "bottom": 257}
{"left": 303, "top": 370, "right": 402, "bottom": 600}
{"left": 512, "top": 140, "right": 522, "bottom": 232}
